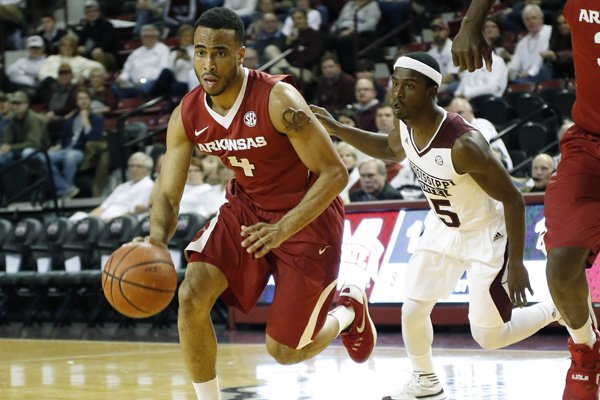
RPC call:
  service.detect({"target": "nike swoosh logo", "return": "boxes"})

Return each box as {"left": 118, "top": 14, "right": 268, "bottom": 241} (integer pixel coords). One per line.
{"left": 356, "top": 299, "right": 366, "bottom": 333}
{"left": 194, "top": 127, "right": 208, "bottom": 136}
{"left": 318, "top": 246, "right": 330, "bottom": 255}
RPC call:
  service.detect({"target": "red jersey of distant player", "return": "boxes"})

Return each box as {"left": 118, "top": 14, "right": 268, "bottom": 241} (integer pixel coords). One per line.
{"left": 563, "top": 0, "right": 600, "bottom": 136}
{"left": 180, "top": 69, "right": 316, "bottom": 211}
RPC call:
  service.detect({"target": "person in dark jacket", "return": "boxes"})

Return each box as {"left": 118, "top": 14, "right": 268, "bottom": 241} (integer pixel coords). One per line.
{"left": 350, "top": 158, "right": 403, "bottom": 202}
{"left": 48, "top": 87, "right": 104, "bottom": 198}
{"left": 76, "top": 0, "right": 117, "bottom": 70}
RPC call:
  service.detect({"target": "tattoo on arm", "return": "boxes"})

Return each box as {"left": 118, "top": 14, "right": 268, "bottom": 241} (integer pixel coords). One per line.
{"left": 282, "top": 108, "right": 311, "bottom": 131}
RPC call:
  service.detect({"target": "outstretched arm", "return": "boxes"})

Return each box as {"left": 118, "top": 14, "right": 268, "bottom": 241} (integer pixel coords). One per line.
{"left": 453, "top": 131, "right": 530, "bottom": 307}
{"left": 451, "top": 0, "right": 495, "bottom": 72}
{"left": 240, "top": 82, "right": 348, "bottom": 258}
{"left": 149, "top": 104, "right": 194, "bottom": 247}
{"left": 309, "top": 105, "right": 405, "bottom": 162}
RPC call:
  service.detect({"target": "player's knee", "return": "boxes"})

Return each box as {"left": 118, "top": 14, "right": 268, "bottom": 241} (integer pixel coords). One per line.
{"left": 471, "top": 325, "right": 502, "bottom": 350}
{"left": 178, "top": 269, "right": 220, "bottom": 314}
{"left": 266, "top": 341, "right": 303, "bottom": 365}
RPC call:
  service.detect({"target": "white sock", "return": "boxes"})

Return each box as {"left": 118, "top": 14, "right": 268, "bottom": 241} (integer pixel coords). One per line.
{"left": 329, "top": 305, "right": 355, "bottom": 335}
{"left": 567, "top": 316, "right": 596, "bottom": 349}
{"left": 192, "top": 377, "right": 220, "bottom": 400}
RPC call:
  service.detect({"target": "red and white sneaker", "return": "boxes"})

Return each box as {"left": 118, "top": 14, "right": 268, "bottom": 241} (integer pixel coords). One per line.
{"left": 337, "top": 284, "right": 377, "bottom": 363}
{"left": 563, "top": 328, "right": 600, "bottom": 400}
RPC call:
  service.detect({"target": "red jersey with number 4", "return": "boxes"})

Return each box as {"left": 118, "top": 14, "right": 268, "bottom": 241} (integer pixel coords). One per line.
{"left": 564, "top": 0, "right": 600, "bottom": 135}
{"left": 180, "top": 68, "right": 316, "bottom": 211}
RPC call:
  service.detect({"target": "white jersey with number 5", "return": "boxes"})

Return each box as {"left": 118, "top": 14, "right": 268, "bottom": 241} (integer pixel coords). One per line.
{"left": 399, "top": 111, "right": 503, "bottom": 232}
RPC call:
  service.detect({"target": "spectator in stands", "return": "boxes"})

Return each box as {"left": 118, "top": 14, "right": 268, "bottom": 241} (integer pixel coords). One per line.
{"left": 427, "top": 17, "right": 460, "bottom": 94}
{"left": 0, "top": 0, "right": 24, "bottom": 50}
{"left": 250, "top": 12, "right": 286, "bottom": 63}
{"left": 281, "top": 0, "right": 322, "bottom": 37}
{"left": 6, "top": 35, "right": 46, "bottom": 98}
{"left": 483, "top": 16, "right": 511, "bottom": 62}
{"left": 0, "top": 90, "right": 48, "bottom": 168}
{"left": 179, "top": 156, "right": 213, "bottom": 217}
{"left": 48, "top": 88, "right": 104, "bottom": 199}
{"left": 507, "top": 4, "right": 552, "bottom": 84}
{"left": 196, "top": 159, "right": 235, "bottom": 218}
{"left": 350, "top": 158, "right": 403, "bottom": 202}
{"left": 352, "top": 78, "right": 379, "bottom": 132}
{"left": 223, "top": 0, "right": 258, "bottom": 27}
{"left": 355, "top": 58, "right": 386, "bottom": 102}
{"left": 454, "top": 49, "right": 508, "bottom": 99}
{"left": 87, "top": 67, "right": 117, "bottom": 114}
{"left": 199, "top": 154, "right": 221, "bottom": 185}
{"left": 76, "top": 0, "right": 117, "bottom": 71}
{"left": 329, "top": 0, "right": 381, "bottom": 73}
{"left": 264, "top": 8, "right": 323, "bottom": 85}
{"left": 335, "top": 108, "right": 357, "bottom": 128}
{"left": 112, "top": 24, "right": 171, "bottom": 98}
{"left": 521, "top": 153, "right": 555, "bottom": 193}
{"left": 446, "top": 97, "right": 513, "bottom": 170}
{"left": 539, "top": 12, "right": 573, "bottom": 80}
{"left": 88, "top": 151, "right": 154, "bottom": 221}
{"left": 0, "top": 92, "right": 12, "bottom": 143}
{"left": 242, "top": 46, "right": 260, "bottom": 69}
{"left": 38, "top": 34, "right": 106, "bottom": 86}
{"left": 162, "top": 0, "right": 198, "bottom": 37}
{"left": 336, "top": 141, "right": 360, "bottom": 203}
{"left": 132, "top": 0, "right": 166, "bottom": 36}
{"left": 312, "top": 52, "right": 356, "bottom": 114}
{"left": 42, "top": 63, "right": 79, "bottom": 142}
{"left": 168, "top": 24, "right": 195, "bottom": 96}
{"left": 36, "top": 13, "right": 68, "bottom": 55}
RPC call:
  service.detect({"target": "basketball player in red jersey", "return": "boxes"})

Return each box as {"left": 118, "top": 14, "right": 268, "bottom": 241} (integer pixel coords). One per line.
{"left": 312, "top": 51, "right": 560, "bottom": 400}
{"left": 453, "top": 1, "right": 600, "bottom": 399}
{"left": 145, "top": 7, "right": 376, "bottom": 400}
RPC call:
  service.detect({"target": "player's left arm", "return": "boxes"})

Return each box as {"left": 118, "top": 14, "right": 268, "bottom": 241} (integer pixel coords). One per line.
{"left": 452, "top": 131, "right": 532, "bottom": 307}
{"left": 240, "top": 81, "right": 348, "bottom": 258}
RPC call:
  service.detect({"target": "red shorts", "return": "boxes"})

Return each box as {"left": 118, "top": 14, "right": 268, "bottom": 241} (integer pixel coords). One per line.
{"left": 187, "top": 181, "right": 345, "bottom": 349}
{"left": 544, "top": 125, "right": 600, "bottom": 266}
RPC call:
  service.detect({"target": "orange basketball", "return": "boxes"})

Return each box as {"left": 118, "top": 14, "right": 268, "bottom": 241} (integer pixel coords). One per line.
{"left": 102, "top": 242, "right": 177, "bottom": 318}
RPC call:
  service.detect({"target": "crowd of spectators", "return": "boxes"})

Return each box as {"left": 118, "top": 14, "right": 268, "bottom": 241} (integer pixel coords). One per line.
{"left": 0, "top": 0, "right": 577, "bottom": 212}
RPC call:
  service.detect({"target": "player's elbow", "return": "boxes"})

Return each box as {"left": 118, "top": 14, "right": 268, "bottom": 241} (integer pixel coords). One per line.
{"left": 330, "top": 163, "right": 349, "bottom": 195}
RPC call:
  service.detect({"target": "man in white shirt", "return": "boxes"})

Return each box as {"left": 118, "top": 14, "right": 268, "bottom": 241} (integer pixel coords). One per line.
{"left": 112, "top": 24, "right": 171, "bottom": 98}
{"left": 427, "top": 18, "right": 459, "bottom": 94}
{"left": 447, "top": 97, "right": 513, "bottom": 170}
{"left": 508, "top": 4, "right": 552, "bottom": 84}
{"left": 88, "top": 152, "right": 155, "bottom": 221}
{"left": 454, "top": 51, "right": 508, "bottom": 99}
{"left": 7, "top": 35, "right": 46, "bottom": 94}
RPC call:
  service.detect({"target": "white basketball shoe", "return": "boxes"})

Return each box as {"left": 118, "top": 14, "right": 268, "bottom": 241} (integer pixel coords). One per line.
{"left": 382, "top": 372, "right": 447, "bottom": 400}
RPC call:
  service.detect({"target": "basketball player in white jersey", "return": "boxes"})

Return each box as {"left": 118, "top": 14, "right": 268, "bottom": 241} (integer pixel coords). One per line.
{"left": 311, "top": 52, "right": 560, "bottom": 400}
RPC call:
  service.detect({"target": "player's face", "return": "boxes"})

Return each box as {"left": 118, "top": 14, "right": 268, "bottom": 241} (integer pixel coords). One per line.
{"left": 390, "top": 68, "right": 435, "bottom": 121}
{"left": 193, "top": 27, "right": 243, "bottom": 97}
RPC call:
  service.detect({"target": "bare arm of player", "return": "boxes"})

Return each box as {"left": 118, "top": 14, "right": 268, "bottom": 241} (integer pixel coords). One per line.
{"left": 240, "top": 82, "right": 348, "bottom": 258}
{"left": 451, "top": 0, "right": 494, "bottom": 72}
{"left": 452, "top": 131, "right": 532, "bottom": 307}
{"left": 309, "top": 104, "right": 405, "bottom": 161}
{"left": 148, "top": 104, "right": 194, "bottom": 248}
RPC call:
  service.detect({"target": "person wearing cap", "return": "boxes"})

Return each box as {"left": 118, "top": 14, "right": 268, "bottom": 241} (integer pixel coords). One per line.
{"left": 113, "top": 24, "right": 171, "bottom": 98}
{"left": 427, "top": 17, "right": 460, "bottom": 94}
{"left": 0, "top": 90, "right": 48, "bottom": 168}
{"left": 311, "top": 51, "right": 560, "bottom": 400}
{"left": 76, "top": 0, "right": 117, "bottom": 71}
{"left": 6, "top": 35, "right": 47, "bottom": 95}
{"left": 42, "top": 63, "right": 79, "bottom": 138}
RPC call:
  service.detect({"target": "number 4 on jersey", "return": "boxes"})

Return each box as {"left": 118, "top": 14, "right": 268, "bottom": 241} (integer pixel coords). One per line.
{"left": 228, "top": 156, "right": 256, "bottom": 177}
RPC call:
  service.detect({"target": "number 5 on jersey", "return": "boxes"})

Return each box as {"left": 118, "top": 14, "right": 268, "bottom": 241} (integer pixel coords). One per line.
{"left": 228, "top": 156, "right": 256, "bottom": 177}
{"left": 431, "top": 198, "right": 461, "bottom": 228}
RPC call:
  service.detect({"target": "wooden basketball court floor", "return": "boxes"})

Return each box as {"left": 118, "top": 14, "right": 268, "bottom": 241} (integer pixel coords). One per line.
{"left": 0, "top": 329, "right": 573, "bottom": 400}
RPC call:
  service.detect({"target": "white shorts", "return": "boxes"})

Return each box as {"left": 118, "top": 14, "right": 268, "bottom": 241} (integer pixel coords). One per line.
{"left": 405, "top": 211, "right": 512, "bottom": 328}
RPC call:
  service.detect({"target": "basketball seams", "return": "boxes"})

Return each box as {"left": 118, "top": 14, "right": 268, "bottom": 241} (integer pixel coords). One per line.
{"left": 101, "top": 243, "right": 176, "bottom": 318}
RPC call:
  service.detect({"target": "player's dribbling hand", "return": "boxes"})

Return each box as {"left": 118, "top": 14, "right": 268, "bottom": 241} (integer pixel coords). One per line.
{"left": 240, "top": 222, "right": 285, "bottom": 258}
{"left": 507, "top": 260, "right": 533, "bottom": 307}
